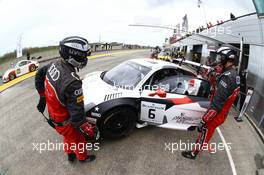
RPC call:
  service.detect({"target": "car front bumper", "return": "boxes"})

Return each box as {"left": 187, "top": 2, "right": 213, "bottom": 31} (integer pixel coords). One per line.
{"left": 2, "top": 77, "right": 9, "bottom": 83}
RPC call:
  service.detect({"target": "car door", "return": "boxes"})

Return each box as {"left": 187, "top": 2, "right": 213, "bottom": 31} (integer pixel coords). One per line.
{"left": 140, "top": 73, "right": 211, "bottom": 130}
{"left": 16, "top": 61, "right": 29, "bottom": 76}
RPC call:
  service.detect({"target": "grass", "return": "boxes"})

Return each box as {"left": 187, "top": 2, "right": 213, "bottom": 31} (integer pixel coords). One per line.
{"left": 0, "top": 46, "right": 58, "bottom": 65}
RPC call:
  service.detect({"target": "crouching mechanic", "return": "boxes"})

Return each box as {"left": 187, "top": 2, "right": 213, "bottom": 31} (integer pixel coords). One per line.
{"left": 35, "top": 36, "right": 96, "bottom": 162}
{"left": 182, "top": 47, "right": 240, "bottom": 159}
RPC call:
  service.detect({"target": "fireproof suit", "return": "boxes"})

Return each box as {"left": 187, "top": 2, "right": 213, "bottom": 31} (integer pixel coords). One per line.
{"left": 193, "top": 66, "right": 240, "bottom": 154}
{"left": 35, "top": 59, "right": 88, "bottom": 160}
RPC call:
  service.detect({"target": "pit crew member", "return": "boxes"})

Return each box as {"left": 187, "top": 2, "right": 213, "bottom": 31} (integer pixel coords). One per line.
{"left": 182, "top": 47, "right": 240, "bottom": 159}
{"left": 35, "top": 36, "right": 96, "bottom": 163}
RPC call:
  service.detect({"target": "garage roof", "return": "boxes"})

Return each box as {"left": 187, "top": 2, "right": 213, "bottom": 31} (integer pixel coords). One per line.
{"left": 173, "top": 13, "right": 264, "bottom": 47}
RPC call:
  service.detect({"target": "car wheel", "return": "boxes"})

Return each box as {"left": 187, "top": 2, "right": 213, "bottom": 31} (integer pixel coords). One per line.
{"left": 100, "top": 107, "right": 137, "bottom": 139}
{"left": 30, "top": 65, "right": 36, "bottom": 72}
{"left": 9, "top": 73, "right": 16, "bottom": 81}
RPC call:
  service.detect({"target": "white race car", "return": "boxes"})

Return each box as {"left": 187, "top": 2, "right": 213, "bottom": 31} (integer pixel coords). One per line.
{"left": 2, "top": 60, "right": 39, "bottom": 83}
{"left": 83, "top": 59, "right": 211, "bottom": 138}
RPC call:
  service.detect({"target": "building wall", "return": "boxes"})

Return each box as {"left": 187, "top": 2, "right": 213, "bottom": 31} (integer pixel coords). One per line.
{"left": 246, "top": 44, "right": 264, "bottom": 133}
{"left": 247, "top": 45, "right": 264, "bottom": 89}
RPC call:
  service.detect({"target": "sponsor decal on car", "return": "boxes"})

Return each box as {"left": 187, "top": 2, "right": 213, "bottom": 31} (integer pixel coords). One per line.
{"left": 172, "top": 112, "right": 200, "bottom": 124}
{"left": 91, "top": 112, "right": 101, "bottom": 118}
{"left": 91, "top": 106, "right": 101, "bottom": 117}
{"left": 16, "top": 68, "right": 21, "bottom": 74}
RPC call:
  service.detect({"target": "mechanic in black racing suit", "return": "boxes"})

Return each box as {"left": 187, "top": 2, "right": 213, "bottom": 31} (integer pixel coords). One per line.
{"left": 35, "top": 36, "right": 97, "bottom": 163}
{"left": 182, "top": 46, "right": 240, "bottom": 159}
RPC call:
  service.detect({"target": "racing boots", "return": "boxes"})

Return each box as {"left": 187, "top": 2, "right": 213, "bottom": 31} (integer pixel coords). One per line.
{"left": 79, "top": 155, "right": 96, "bottom": 163}
{"left": 181, "top": 151, "right": 197, "bottom": 160}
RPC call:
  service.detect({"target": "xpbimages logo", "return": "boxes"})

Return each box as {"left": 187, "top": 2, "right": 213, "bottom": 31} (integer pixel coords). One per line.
{"left": 164, "top": 140, "right": 232, "bottom": 154}
{"left": 32, "top": 140, "right": 100, "bottom": 154}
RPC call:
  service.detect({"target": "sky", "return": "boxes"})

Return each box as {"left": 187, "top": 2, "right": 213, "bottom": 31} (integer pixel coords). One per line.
{"left": 0, "top": 0, "right": 256, "bottom": 56}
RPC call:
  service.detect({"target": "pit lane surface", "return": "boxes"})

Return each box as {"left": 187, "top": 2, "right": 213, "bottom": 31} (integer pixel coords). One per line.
{"left": 0, "top": 50, "right": 263, "bottom": 175}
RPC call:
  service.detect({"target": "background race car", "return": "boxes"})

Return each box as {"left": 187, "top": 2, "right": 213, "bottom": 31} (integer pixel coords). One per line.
{"left": 2, "top": 60, "right": 39, "bottom": 83}
{"left": 158, "top": 50, "right": 172, "bottom": 62}
{"left": 82, "top": 58, "right": 211, "bottom": 139}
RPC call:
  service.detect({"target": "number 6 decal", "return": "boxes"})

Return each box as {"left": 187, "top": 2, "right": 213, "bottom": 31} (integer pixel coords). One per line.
{"left": 140, "top": 101, "right": 166, "bottom": 124}
{"left": 148, "top": 109, "right": 155, "bottom": 119}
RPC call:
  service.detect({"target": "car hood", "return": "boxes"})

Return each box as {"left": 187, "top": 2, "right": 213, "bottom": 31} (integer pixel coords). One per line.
{"left": 82, "top": 71, "right": 139, "bottom": 111}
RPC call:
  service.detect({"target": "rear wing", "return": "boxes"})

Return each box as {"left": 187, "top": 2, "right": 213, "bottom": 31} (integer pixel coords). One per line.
{"left": 172, "top": 58, "right": 213, "bottom": 76}
{"left": 173, "top": 58, "right": 211, "bottom": 69}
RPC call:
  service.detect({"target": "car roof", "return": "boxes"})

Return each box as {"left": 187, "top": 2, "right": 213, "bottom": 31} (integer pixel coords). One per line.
{"left": 17, "top": 60, "right": 30, "bottom": 64}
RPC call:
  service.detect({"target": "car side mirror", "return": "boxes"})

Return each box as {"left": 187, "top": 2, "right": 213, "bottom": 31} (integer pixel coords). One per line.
{"left": 148, "top": 89, "right": 167, "bottom": 98}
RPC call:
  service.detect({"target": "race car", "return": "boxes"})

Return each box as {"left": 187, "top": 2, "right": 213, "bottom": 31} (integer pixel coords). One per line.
{"left": 150, "top": 50, "right": 159, "bottom": 59}
{"left": 2, "top": 60, "right": 39, "bottom": 83}
{"left": 157, "top": 51, "right": 172, "bottom": 62}
{"left": 82, "top": 58, "right": 211, "bottom": 139}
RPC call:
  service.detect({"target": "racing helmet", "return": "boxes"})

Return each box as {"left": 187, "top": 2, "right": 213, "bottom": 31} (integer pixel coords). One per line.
{"left": 59, "top": 36, "right": 90, "bottom": 69}
{"left": 216, "top": 46, "right": 237, "bottom": 65}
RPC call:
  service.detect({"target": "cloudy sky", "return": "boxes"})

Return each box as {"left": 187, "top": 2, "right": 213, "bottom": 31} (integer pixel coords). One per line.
{"left": 0, "top": 0, "right": 256, "bottom": 56}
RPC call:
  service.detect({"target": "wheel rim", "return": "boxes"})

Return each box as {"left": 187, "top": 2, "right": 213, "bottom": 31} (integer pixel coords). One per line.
{"left": 104, "top": 113, "right": 130, "bottom": 135}
{"left": 10, "top": 74, "right": 15, "bottom": 80}
{"left": 31, "top": 66, "right": 35, "bottom": 71}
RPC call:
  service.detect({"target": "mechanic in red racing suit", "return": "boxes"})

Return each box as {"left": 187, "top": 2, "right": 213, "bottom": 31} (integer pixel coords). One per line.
{"left": 35, "top": 36, "right": 96, "bottom": 163}
{"left": 182, "top": 46, "right": 240, "bottom": 159}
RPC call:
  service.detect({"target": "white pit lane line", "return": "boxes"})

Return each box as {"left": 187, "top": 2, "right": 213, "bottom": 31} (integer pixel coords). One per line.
{"left": 216, "top": 128, "right": 237, "bottom": 175}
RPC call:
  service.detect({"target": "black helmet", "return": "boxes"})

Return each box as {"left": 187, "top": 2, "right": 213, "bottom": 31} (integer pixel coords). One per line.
{"left": 216, "top": 46, "right": 237, "bottom": 65}
{"left": 59, "top": 36, "right": 89, "bottom": 69}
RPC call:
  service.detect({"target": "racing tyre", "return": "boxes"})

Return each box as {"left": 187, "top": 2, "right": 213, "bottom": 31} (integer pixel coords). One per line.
{"left": 9, "top": 73, "right": 16, "bottom": 81}
{"left": 100, "top": 107, "right": 137, "bottom": 139}
{"left": 30, "top": 64, "right": 36, "bottom": 72}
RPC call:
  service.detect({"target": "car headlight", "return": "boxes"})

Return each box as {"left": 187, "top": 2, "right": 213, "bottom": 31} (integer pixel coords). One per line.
{"left": 3, "top": 74, "right": 8, "bottom": 79}
{"left": 2, "top": 76, "right": 8, "bottom": 81}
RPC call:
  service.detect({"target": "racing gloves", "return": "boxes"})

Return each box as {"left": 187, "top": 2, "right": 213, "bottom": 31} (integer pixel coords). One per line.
{"left": 79, "top": 122, "right": 100, "bottom": 141}
{"left": 37, "top": 92, "right": 46, "bottom": 113}
{"left": 197, "top": 108, "right": 218, "bottom": 132}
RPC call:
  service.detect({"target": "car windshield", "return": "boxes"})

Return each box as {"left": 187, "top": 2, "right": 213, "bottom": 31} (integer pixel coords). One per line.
{"left": 17, "top": 61, "right": 25, "bottom": 67}
{"left": 102, "top": 61, "right": 151, "bottom": 88}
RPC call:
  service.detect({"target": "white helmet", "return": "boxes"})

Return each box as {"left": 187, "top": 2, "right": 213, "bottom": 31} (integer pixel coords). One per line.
{"left": 216, "top": 46, "right": 237, "bottom": 64}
